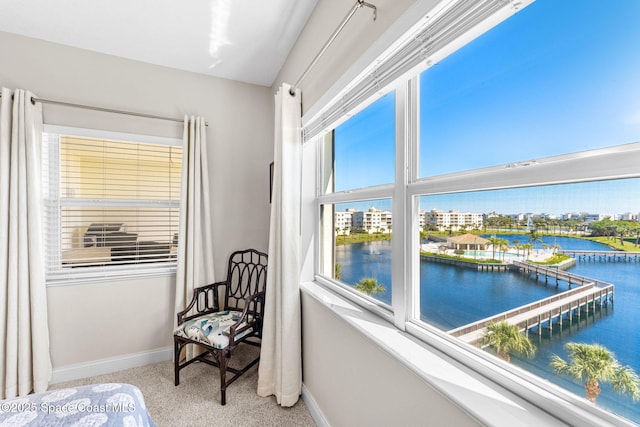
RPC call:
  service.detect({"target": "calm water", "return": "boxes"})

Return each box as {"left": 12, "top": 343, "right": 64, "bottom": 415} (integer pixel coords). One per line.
{"left": 336, "top": 235, "right": 640, "bottom": 423}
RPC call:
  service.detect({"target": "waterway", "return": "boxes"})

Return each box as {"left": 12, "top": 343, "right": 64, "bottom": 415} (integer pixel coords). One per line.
{"left": 335, "top": 235, "right": 640, "bottom": 423}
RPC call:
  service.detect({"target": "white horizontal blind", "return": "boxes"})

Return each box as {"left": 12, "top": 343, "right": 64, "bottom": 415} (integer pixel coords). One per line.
{"left": 303, "top": 0, "right": 531, "bottom": 142}
{"left": 43, "top": 131, "right": 182, "bottom": 283}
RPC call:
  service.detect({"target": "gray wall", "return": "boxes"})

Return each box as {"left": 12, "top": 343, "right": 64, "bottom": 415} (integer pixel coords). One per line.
{"left": 0, "top": 30, "right": 274, "bottom": 370}
{"left": 302, "top": 291, "right": 481, "bottom": 427}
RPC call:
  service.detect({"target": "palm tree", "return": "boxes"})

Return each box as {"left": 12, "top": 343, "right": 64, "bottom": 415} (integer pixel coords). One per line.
{"left": 497, "top": 238, "right": 509, "bottom": 261}
{"left": 550, "top": 343, "right": 640, "bottom": 403}
{"left": 480, "top": 321, "right": 536, "bottom": 363}
{"left": 528, "top": 230, "right": 543, "bottom": 250}
{"left": 487, "top": 237, "right": 502, "bottom": 260}
{"left": 354, "top": 277, "right": 385, "bottom": 296}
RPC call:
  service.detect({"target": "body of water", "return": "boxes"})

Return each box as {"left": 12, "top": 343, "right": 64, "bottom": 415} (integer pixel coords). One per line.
{"left": 336, "top": 235, "right": 640, "bottom": 423}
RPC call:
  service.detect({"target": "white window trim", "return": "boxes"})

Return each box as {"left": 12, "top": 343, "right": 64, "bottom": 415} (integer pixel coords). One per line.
{"left": 43, "top": 125, "right": 181, "bottom": 286}
{"left": 44, "top": 125, "right": 180, "bottom": 147}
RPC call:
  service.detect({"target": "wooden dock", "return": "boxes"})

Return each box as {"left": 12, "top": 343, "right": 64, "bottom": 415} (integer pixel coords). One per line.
{"left": 512, "top": 260, "right": 584, "bottom": 287}
{"left": 560, "top": 250, "right": 640, "bottom": 262}
{"left": 449, "top": 262, "right": 614, "bottom": 345}
{"left": 421, "top": 255, "right": 510, "bottom": 271}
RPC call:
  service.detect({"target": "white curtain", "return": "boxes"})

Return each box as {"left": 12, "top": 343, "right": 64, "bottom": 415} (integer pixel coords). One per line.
{"left": 174, "top": 116, "right": 215, "bottom": 347}
{"left": 257, "top": 83, "right": 302, "bottom": 406}
{"left": 0, "top": 88, "right": 52, "bottom": 398}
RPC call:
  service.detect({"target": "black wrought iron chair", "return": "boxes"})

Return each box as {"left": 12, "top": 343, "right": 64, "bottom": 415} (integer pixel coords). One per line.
{"left": 173, "top": 249, "right": 268, "bottom": 405}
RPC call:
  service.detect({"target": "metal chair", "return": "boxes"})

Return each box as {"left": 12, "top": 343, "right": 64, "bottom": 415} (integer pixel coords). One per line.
{"left": 173, "top": 249, "right": 268, "bottom": 405}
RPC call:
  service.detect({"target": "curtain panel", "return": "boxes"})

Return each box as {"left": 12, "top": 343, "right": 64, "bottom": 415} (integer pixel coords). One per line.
{"left": 257, "top": 83, "right": 303, "bottom": 406}
{"left": 0, "top": 88, "right": 52, "bottom": 398}
{"left": 174, "top": 116, "right": 215, "bottom": 354}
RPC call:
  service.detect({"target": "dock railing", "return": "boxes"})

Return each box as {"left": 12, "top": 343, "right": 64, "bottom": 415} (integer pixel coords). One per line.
{"left": 449, "top": 261, "right": 614, "bottom": 340}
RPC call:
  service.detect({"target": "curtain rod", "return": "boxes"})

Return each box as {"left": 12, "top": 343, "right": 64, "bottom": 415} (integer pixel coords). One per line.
{"left": 289, "top": 0, "right": 377, "bottom": 96}
{"left": 0, "top": 93, "right": 208, "bottom": 126}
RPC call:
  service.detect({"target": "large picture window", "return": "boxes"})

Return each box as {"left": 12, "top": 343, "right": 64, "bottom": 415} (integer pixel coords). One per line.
{"left": 312, "top": 0, "right": 640, "bottom": 424}
{"left": 43, "top": 126, "right": 182, "bottom": 283}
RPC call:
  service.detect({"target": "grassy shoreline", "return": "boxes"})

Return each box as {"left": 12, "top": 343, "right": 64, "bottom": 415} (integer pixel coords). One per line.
{"left": 337, "top": 231, "right": 640, "bottom": 252}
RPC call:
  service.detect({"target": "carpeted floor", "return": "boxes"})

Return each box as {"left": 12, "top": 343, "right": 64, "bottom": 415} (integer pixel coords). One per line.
{"left": 52, "top": 348, "right": 315, "bottom": 427}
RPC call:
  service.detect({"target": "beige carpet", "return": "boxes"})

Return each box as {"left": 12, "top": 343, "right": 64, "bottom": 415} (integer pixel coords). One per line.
{"left": 52, "top": 348, "right": 315, "bottom": 427}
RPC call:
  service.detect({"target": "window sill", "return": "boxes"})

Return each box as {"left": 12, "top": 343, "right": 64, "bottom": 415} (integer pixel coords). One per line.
{"left": 47, "top": 266, "right": 176, "bottom": 287}
{"left": 301, "top": 281, "right": 634, "bottom": 427}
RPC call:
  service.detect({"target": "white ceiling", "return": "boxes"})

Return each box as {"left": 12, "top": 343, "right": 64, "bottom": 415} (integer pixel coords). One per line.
{"left": 0, "top": 0, "right": 318, "bottom": 87}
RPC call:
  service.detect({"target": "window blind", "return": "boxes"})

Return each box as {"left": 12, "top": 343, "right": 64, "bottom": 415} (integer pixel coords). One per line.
{"left": 302, "top": 0, "right": 532, "bottom": 142}
{"left": 43, "top": 131, "right": 182, "bottom": 283}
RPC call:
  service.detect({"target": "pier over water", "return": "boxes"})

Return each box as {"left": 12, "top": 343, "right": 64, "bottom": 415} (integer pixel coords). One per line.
{"left": 449, "top": 261, "right": 614, "bottom": 345}
{"left": 560, "top": 250, "right": 640, "bottom": 262}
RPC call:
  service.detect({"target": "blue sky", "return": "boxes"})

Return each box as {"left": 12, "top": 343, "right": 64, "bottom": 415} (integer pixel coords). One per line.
{"left": 334, "top": 0, "right": 640, "bottom": 215}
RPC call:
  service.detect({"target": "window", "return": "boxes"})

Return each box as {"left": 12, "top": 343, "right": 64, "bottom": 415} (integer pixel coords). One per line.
{"left": 43, "top": 126, "right": 182, "bottom": 283}
{"left": 318, "top": 93, "right": 395, "bottom": 308}
{"left": 418, "top": 0, "right": 640, "bottom": 177}
{"left": 311, "top": 0, "right": 640, "bottom": 424}
{"left": 320, "top": 199, "right": 393, "bottom": 307}
{"left": 333, "top": 92, "right": 395, "bottom": 192}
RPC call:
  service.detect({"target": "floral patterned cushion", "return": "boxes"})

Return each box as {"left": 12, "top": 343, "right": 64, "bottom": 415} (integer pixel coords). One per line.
{"left": 174, "top": 311, "right": 253, "bottom": 349}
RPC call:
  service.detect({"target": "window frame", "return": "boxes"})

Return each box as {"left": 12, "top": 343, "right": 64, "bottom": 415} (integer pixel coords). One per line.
{"left": 43, "top": 124, "right": 182, "bottom": 285}
{"left": 306, "top": 0, "right": 640, "bottom": 424}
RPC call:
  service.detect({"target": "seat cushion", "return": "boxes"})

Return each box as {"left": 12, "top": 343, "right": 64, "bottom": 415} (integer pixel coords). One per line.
{"left": 174, "top": 310, "right": 253, "bottom": 349}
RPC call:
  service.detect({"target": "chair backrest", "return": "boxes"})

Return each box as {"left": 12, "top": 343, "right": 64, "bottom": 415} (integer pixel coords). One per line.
{"left": 224, "top": 249, "right": 268, "bottom": 312}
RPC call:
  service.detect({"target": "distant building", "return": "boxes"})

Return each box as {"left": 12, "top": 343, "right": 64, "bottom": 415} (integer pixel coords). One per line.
{"left": 424, "top": 209, "right": 483, "bottom": 232}
{"left": 335, "top": 210, "right": 355, "bottom": 234}
{"left": 350, "top": 207, "right": 392, "bottom": 234}
{"left": 620, "top": 212, "right": 639, "bottom": 221}
{"left": 506, "top": 213, "right": 528, "bottom": 222}
{"left": 584, "top": 213, "right": 616, "bottom": 223}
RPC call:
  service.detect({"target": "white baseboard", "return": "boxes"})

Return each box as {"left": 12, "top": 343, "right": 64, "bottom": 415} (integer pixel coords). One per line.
{"left": 50, "top": 346, "right": 173, "bottom": 385}
{"left": 301, "top": 383, "right": 330, "bottom": 427}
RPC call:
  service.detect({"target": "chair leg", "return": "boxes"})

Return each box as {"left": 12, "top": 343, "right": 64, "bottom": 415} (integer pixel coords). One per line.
{"left": 174, "top": 340, "right": 181, "bottom": 386}
{"left": 217, "top": 350, "right": 228, "bottom": 405}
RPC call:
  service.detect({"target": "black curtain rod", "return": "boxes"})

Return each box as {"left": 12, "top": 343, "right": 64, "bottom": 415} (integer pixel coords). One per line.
{"left": 0, "top": 93, "right": 208, "bottom": 126}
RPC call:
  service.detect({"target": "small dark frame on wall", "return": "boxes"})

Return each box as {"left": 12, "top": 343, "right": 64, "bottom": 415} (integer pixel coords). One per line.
{"left": 269, "top": 161, "right": 274, "bottom": 203}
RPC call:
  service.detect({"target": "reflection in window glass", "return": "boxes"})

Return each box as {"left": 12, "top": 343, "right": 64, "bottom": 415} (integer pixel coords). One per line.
{"left": 417, "top": 178, "right": 640, "bottom": 421}
{"left": 320, "top": 199, "right": 393, "bottom": 306}
{"left": 419, "top": 0, "right": 640, "bottom": 177}
{"left": 333, "top": 92, "right": 395, "bottom": 192}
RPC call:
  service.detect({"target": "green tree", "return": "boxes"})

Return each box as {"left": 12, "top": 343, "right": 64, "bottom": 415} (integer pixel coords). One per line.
{"left": 528, "top": 230, "right": 543, "bottom": 250}
{"left": 354, "top": 277, "right": 385, "bottom": 296}
{"left": 487, "top": 237, "right": 502, "bottom": 260}
{"left": 497, "top": 238, "right": 509, "bottom": 261}
{"left": 480, "top": 321, "right": 536, "bottom": 363}
{"left": 550, "top": 343, "right": 640, "bottom": 403}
